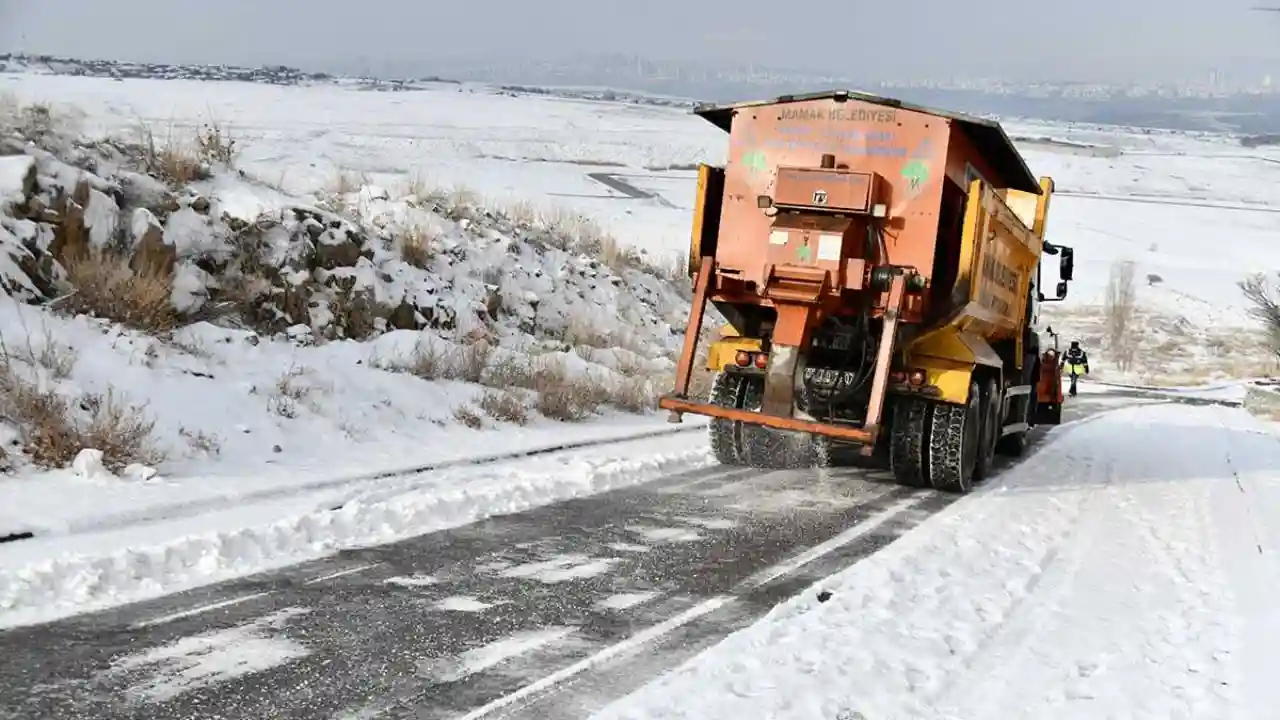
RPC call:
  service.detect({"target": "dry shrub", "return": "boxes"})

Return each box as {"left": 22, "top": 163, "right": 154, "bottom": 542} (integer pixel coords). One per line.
{"left": 196, "top": 122, "right": 237, "bottom": 166}
{"left": 398, "top": 224, "right": 436, "bottom": 269}
{"left": 378, "top": 338, "right": 492, "bottom": 383}
{"left": 536, "top": 375, "right": 609, "bottom": 421}
{"left": 135, "top": 120, "right": 236, "bottom": 186}
{"left": 401, "top": 171, "right": 438, "bottom": 202}
{"left": 539, "top": 206, "right": 603, "bottom": 250}
{"left": 0, "top": 95, "right": 81, "bottom": 146}
{"left": 482, "top": 353, "right": 541, "bottom": 389}
{"left": 611, "top": 351, "right": 648, "bottom": 378}
{"left": 1103, "top": 259, "right": 1137, "bottom": 371}
{"left": 446, "top": 185, "right": 482, "bottom": 212}
{"left": 59, "top": 249, "right": 179, "bottom": 333}
{"left": 397, "top": 339, "right": 450, "bottom": 380}
{"left": 611, "top": 376, "right": 657, "bottom": 413}
{"left": 455, "top": 342, "right": 492, "bottom": 383}
{"left": 265, "top": 365, "right": 319, "bottom": 418}
{"left": 562, "top": 314, "right": 613, "bottom": 349}
{"left": 0, "top": 349, "right": 165, "bottom": 471}
{"left": 486, "top": 353, "right": 661, "bottom": 419}
{"left": 179, "top": 426, "right": 222, "bottom": 455}
{"left": 452, "top": 404, "right": 483, "bottom": 429}
{"left": 329, "top": 168, "right": 367, "bottom": 197}
{"left": 384, "top": 339, "right": 658, "bottom": 420}
{"left": 524, "top": 359, "right": 610, "bottom": 421}
{"left": 414, "top": 184, "right": 483, "bottom": 220}
{"left": 480, "top": 354, "right": 600, "bottom": 420}
{"left": 1241, "top": 272, "right": 1280, "bottom": 359}
{"left": 599, "top": 235, "right": 643, "bottom": 274}
{"left": 477, "top": 389, "right": 528, "bottom": 424}
{"left": 503, "top": 199, "right": 540, "bottom": 227}
{"left": 7, "top": 327, "right": 76, "bottom": 380}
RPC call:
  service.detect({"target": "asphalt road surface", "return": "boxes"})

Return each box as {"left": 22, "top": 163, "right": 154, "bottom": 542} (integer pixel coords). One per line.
{"left": 0, "top": 392, "right": 1225, "bottom": 720}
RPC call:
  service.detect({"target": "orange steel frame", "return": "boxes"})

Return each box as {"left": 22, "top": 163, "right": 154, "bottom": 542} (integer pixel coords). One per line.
{"left": 661, "top": 255, "right": 908, "bottom": 450}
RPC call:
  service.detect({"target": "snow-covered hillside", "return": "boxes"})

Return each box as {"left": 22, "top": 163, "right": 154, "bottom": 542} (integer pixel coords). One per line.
{"left": 5, "top": 73, "right": 1276, "bottom": 387}
{"left": 0, "top": 84, "right": 712, "bottom": 508}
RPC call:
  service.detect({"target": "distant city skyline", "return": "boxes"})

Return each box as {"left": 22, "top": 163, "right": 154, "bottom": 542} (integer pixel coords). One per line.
{"left": 3, "top": 0, "right": 1280, "bottom": 86}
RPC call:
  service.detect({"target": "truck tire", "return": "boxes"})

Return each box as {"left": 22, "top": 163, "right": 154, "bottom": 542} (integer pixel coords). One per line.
{"left": 707, "top": 371, "right": 746, "bottom": 465}
{"left": 738, "top": 376, "right": 826, "bottom": 469}
{"left": 973, "top": 378, "right": 1001, "bottom": 481}
{"left": 927, "top": 381, "right": 981, "bottom": 493}
{"left": 889, "top": 397, "right": 930, "bottom": 487}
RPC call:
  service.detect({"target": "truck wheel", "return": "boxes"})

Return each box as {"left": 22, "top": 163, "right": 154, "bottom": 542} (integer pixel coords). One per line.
{"left": 707, "top": 371, "right": 747, "bottom": 465}
{"left": 739, "top": 377, "right": 825, "bottom": 469}
{"left": 973, "top": 378, "right": 1001, "bottom": 482}
{"left": 889, "top": 396, "right": 930, "bottom": 487}
{"left": 927, "top": 381, "right": 981, "bottom": 493}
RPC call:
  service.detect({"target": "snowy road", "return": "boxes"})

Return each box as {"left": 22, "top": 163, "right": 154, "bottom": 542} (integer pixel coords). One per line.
{"left": 0, "top": 393, "right": 1229, "bottom": 719}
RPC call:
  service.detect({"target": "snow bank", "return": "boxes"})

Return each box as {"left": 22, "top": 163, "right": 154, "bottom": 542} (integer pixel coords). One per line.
{"left": 599, "top": 403, "right": 1280, "bottom": 719}
{"left": 0, "top": 432, "right": 712, "bottom": 628}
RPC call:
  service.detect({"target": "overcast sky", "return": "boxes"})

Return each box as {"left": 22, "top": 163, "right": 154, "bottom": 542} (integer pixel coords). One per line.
{"left": 2, "top": 0, "right": 1279, "bottom": 83}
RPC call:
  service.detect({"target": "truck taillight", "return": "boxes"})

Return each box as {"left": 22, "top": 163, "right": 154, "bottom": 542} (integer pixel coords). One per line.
{"left": 753, "top": 353, "right": 768, "bottom": 369}
{"left": 908, "top": 369, "right": 926, "bottom": 385}
{"left": 891, "top": 370, "right": 906, "bottom": 383}
{"left": 735, "top": 351, "right": 751, "bottom": 367}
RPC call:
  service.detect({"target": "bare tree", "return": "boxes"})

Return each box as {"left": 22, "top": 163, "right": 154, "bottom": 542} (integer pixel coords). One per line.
{"left": 1240, "top": 272, "right": 1280, "bottom": 360}
{"left": 1104, "top": 259, "right": 1138, "bottom": 371}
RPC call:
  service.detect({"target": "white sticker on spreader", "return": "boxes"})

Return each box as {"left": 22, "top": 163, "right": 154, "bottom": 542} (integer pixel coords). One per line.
{"left": 769, "top": 230, "right": 789, "bottom": 245}
{"left": 817, "top": 233, "right": 843, "bottom": 261}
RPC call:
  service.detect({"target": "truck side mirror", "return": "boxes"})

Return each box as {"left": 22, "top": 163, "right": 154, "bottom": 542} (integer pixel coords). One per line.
{"left": 1056, "top": 280, "right": 1068, "bottom": 299}
{"left": 1059, "top": 247, "right": 1074, "bottom": 281}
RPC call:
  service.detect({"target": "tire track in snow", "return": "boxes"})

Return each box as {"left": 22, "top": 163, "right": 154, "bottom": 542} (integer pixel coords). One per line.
{"left": 929, "top": 446, "right": 1113, "bottom": 715}
{"left": 934, "top": 405, "right": 1242, "bottom": 719}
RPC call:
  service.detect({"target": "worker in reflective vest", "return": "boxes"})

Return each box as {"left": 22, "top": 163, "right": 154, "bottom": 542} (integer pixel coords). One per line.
{"left": 1060, "top": 340, "right": 1089, "bottom": 397}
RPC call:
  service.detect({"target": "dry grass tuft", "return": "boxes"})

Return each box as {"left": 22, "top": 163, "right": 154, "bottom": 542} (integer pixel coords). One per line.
{"left": 179, "top": 426, "right": 222, "bottom": 455}
{"left": 476, "top": 389, "right": 529, "bottom": 424}
{"left": 398, "top": 224, "right": 437, "bottom": 269}
{"left": 610, "top": 376, "right": 658, "bottom": 413}
{"left": 452, "top": 404, "right": 483, "bottom": 429}
{"left": 135, "top": 120, "right": 237, "bottom": 186}
{"left": 535, "top": 372, "right": 611, "bottom": 421}
{"left": 59, "top": 249, "right": 180, "bottom": 333}
{"left": 380, "top": 337, "right": 661, "bottom": 421}
{"left": 0, "top": 337, "right": 165, "bottom": 471}
{"left": 562, "top": 314, "right": 614, "bottom": 349}
{"left": 376, "top": 338, "right": 493, "bottom": 384}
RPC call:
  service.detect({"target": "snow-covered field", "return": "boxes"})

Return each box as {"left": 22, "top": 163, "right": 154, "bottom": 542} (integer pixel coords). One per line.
{"left": 7, "top": 73, "right": 1278, "bottom": 386}
{"left": 1, "top": 71, "right": 1279, "bottom": 629}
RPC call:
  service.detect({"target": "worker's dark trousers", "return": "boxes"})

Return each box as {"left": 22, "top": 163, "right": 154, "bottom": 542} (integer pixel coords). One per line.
{"left": 1069, "top": 373, "right": 1079, "bottom": 396}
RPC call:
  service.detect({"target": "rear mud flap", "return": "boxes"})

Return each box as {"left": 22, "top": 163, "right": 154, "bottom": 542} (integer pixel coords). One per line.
{"left": 761, "top": 345, "right": 800, "bottom": 417}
